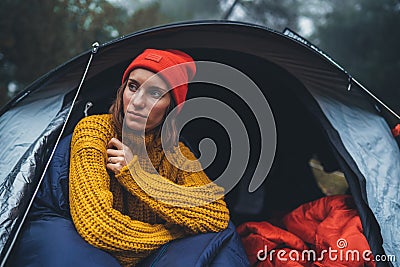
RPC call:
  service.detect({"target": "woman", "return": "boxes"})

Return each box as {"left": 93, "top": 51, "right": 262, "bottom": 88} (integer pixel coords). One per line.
{"left": 68, "top": 49, "right": 230, "bottom": 266}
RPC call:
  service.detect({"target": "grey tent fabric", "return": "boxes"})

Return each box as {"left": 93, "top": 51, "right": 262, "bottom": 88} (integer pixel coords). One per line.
{"left": 276, "top": 29, "right": 400, "bottom": 261}
{"left": 280, "top": 30, "right": 400, "bottom": 260}
{"left": 310, "top": 88, "right": 400, "bottom": 261}
{"left": 0, "top": 94, "right": 63, "bottom": 179}
{"left": 0, "top": 90, "right": 70, "bottom": 262}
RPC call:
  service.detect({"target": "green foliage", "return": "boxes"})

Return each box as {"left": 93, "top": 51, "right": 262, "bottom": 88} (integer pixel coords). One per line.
{"left": 312, "top": 0, "right": 400, "bottom": 113}
{"left": 158, "top": 0, "right": 222, "bottom": 21}
{"left": 238, "top": 0, "right": 302, "bottom": 31}
{"left": 1, "top": 0, "right": 398, "bottom": 116}
{"left": 0, "top": 0, "right": 223, "bottom": 108}
{"left": 0, "top": 0, "right": 129, "bottom": 107}
{"left": 122, "top": 2, "right": 169, "bottom": 33}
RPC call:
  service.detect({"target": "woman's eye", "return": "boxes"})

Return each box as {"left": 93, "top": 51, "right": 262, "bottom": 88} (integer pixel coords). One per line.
{"left": 150, "top": 90, "right": 162, "bottom": 98}
{"left": 128, "top": 82, "right": 138, "bottom": 91}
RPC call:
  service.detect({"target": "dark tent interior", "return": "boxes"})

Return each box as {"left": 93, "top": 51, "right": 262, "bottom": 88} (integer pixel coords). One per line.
{"left": 62, "top": 48, "right": 341, "bottom": 226}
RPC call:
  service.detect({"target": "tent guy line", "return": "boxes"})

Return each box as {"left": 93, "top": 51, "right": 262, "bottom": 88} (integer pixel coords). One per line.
{"left": 0, "top": 42, "right": 100, "bottom": 267}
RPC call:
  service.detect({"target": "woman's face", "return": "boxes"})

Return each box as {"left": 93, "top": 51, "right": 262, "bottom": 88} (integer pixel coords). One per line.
{"left": 123, "top": 68, "right": 171, "bottom": 132}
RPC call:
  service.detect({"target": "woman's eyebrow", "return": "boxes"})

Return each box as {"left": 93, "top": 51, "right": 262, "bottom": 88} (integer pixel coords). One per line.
{"left": 142, "top": 83, "right": 169, "bottom": 93}
{"left": 127, "top": 78, "right": 139, "bottom": 84}
{"left": 128, "top": 77, "right": 168, "bottom": 92}
{"left": 149, "top": 86, "right": 168, "bottom": 93}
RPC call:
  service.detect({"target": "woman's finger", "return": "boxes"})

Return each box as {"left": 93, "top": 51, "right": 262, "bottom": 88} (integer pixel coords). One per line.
{"left": 108, "top": 138, "right": 124, "bottom": 150}
{"left": 107, "top": 156, "right": 126, "bottom": 165}
{"left": 106, "top": 162, "right": 123, "bottom": 174}
{"left": 107, "top": 148, "right": 124, "bottom": 157}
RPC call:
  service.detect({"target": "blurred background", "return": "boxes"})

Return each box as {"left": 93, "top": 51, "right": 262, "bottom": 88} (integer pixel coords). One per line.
{"left": 1, "top": 0, "right": 399, "bottom": 114}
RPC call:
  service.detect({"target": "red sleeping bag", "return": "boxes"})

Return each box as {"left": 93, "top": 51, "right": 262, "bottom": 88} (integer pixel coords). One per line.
{"left": 237, "top": 195, "right": 375, "bottom": 267}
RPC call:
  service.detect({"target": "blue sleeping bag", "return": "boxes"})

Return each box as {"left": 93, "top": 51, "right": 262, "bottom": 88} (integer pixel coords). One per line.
{"left": 8, "top": 134, "right": 249, "bottom": 267}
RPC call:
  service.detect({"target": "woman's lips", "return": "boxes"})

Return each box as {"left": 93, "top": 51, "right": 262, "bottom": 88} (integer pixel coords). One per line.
{"left": 127, "top": 111, "right": 147, "bottom": 119}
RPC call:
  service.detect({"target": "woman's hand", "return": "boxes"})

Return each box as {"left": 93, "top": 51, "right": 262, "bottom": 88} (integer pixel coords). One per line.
{"left": 106, "top": 138, "right": 134, "bottom": 174}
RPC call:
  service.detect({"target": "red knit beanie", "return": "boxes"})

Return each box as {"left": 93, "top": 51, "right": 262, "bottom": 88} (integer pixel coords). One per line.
{"left": 122, "top": 49, "right": 196, "bottom": 113}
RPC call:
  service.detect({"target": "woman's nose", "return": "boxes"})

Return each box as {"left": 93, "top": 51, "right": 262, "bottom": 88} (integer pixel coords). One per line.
{"left": 131, "top": 90, "right": 146, "bottom": 109}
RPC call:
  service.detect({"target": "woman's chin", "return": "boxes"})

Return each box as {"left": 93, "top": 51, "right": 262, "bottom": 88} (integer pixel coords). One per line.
{"left": 125, "top": 121, "right": 145, "bottom": 133}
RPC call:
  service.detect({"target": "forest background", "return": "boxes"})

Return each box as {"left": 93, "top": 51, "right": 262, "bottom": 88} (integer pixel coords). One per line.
{"left": 1, "top": 0, "right": 399, "bottom": 115}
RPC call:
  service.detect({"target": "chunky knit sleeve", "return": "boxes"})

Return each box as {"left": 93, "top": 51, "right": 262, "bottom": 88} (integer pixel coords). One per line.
{"left": 69, "top": 115, "right": 184, "bottom": 265}
{"left": 115, "top": 142, "right": 230, "bottom": 234}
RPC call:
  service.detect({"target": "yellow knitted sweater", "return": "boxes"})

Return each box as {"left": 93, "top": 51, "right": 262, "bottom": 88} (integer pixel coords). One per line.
{"left": 69, "top": 114, "right": 230, "bottom": 266}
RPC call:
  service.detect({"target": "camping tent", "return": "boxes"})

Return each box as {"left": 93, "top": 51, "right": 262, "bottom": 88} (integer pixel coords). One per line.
{"left": 0, "top": 21, "right": 398, "bottom": 266}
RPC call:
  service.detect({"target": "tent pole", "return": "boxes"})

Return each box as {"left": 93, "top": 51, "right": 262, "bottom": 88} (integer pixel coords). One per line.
{"left": 351, "top": 78, "right": 400, "bottom": 121}
{"left": 0, "top": 42, "right": 100, "bottom": 267}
